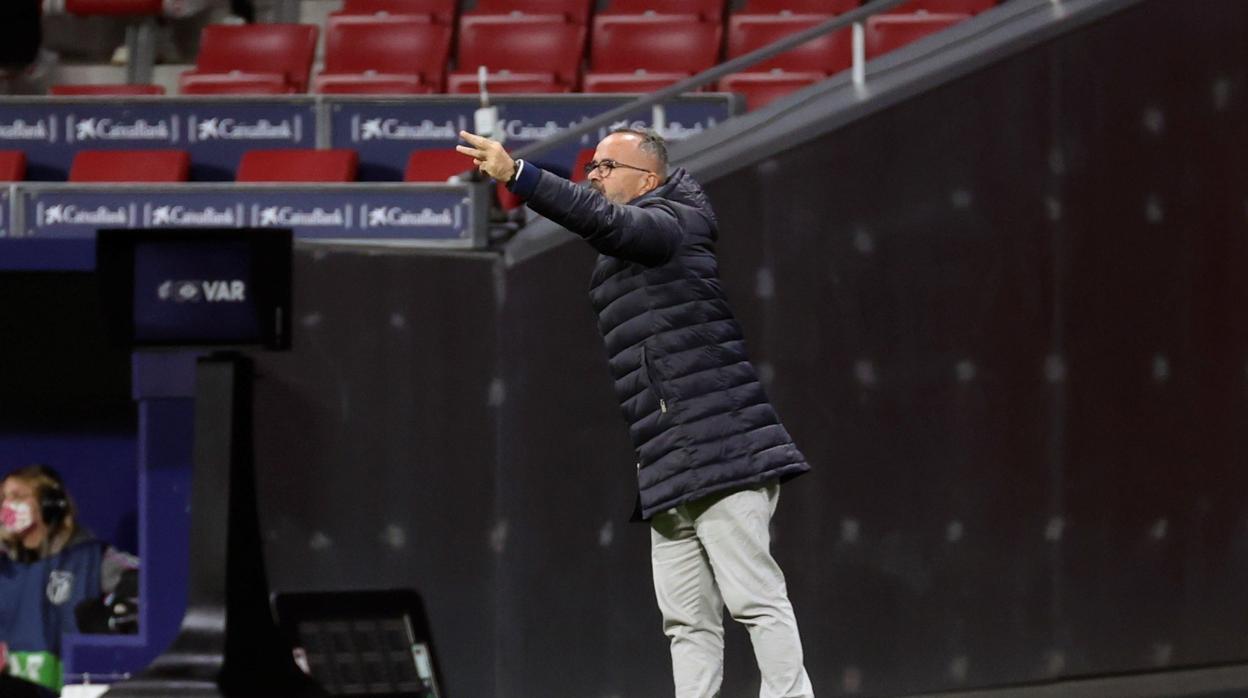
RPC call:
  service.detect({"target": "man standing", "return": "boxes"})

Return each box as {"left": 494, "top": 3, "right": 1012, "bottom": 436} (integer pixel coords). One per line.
{"left": 456, "top": 129, "right": 813, "bottom": 698}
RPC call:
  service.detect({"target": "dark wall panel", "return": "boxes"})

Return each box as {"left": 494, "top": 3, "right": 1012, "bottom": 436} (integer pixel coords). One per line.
{"left": 247, "top": 1, "right": 1248, "bottom": 696}
{"left": 253, "top": 250, "right": 504, "bottom": 698}
{"left": 706, "top": 0, "right": 1248, "bottom": 693}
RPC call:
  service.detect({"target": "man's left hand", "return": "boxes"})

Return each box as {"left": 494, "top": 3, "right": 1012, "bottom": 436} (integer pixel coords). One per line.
{"left": 456, "top": 130, "right": 516, "bottom": 182}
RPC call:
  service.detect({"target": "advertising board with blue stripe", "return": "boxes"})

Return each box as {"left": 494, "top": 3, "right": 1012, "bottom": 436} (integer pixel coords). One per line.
{"left": 329, "top": 94, "right": 741, "bottom": 181}
{"left": 0, "top": 98, "right": 316, "bottom": 181}
{"left": 3, "top": 184, "right": 484, "bottom": 270}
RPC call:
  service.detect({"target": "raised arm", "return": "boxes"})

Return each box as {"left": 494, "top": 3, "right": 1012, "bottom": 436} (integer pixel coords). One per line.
{"left": 455, "top": 130, "right": 681, "bottom": 266}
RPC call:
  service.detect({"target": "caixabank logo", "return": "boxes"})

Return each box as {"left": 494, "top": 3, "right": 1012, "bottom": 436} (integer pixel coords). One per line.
{"left": 252, "top": 204, "right": 349, "bottom": 228}
{"left": 68, "top": 117, "right": 174, "bottom": 143}
{"left": 351, "top": 116, "right": 464, "bottom": 142}
{"left": 157, "top": 279, "right": 247, "bottom": 303}
{"left": 190, "top": 116, "right": 300, "bottom": 142}
{"left": 0, "top": 117, "right": 55, "bottom": 142}
{"left": 496, "top": 119, "right": 588, "bottom": 141}
{"left": 145, "top": 204, "right": 243, "bottom": 227}
{"left": 38, "top": 202, "right": 130, "bottom": 227}
{"left": 361, "top": 205, "right": 457, "bottom": 229}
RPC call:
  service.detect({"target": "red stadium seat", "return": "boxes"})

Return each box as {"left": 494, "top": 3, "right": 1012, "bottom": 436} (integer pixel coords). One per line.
{"left": 333, "top": 0, "right": 456, "bottom": 24}
{"left": 590, "top": 15, "right": 721, "bottom": 75}
{"left": 180, "top": 73, "right": 289, "bottom": 95}
{"left": 69, "top": 150, "right": 190, "bottom": 182}
{"left": 583, "top": 73, "right": 688, "bottom": 93}
{"left": 736, "top": 0, "right": 858, "bottom": 14}
{"left": 237, "top": 149, "right": 358, "bottom": 182}
{"left": 403, "top": 151, "right": 521, "bottom": 212}
{"left": 600, "top": 0, "right": 725, "bottom": 23}
{"left": 887, "top": 0, "right": 996, "bottom": 14}
{"left": 452, "top": 15, "right": 586, "bottom": 90}
{"left": 404, "top": 150, "right": 474, "bottom": 182}
{"left": 446, "top": 73, "right": 570, "bottom": 94}
{"left": 727, "top": 14, "right": 851, "bottom": 74}
{"left": 866, "top": 13, "right": 970, "bottom": 58}
{"left": 50, "top": 83, "right": 166, "bottom": 95}
{"left": 0, "top": 151, "right": 27, "bottom": 182}
{"left": 316, "top": 17, "right": 452, "bottom": 93}
{"left": 179, "top": 24, "right": 318, "bottom": 94}
{"left": 316, "top": 77, "right": 436, "bottom": 94}
{"left": 718, "top": 71, "right": 824, "bottom": 111}
{"left": 465, "top": 0, "right": 592, "bottom": 25}
{"left": 65, "top": 0, "right": 160, "bottom": 16}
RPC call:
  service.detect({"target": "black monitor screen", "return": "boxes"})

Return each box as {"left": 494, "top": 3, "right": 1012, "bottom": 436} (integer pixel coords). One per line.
{"left": 98, "top": 228, "right": 291, "bottom": 350}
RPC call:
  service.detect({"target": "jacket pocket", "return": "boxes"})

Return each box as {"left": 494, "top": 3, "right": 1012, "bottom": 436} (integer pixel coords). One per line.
{"left": 641, "top": 344, "right": 669, "bottom": 415}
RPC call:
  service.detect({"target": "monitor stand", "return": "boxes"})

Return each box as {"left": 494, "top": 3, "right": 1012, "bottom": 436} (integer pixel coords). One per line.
{"left": 106, "top": 353, "right": 323, "bottom": 697}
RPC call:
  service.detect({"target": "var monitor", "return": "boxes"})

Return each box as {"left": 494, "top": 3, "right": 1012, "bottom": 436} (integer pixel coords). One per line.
{"left": 97, "top": 227, "right": 292, "bottom": 350}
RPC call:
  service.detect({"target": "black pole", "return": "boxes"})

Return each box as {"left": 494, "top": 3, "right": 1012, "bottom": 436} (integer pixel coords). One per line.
{"left": 107, "top": 353, "right": 323, "bottom": 697}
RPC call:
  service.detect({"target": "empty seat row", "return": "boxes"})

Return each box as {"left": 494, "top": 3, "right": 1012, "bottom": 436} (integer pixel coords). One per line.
{"left": 327, "top": 0, "right": 997, "bottom": 24}
{"left": 50, "top": 1, "right": 1000, "bottom": 109}
{"left": 170, "top": 9, "right": 978, "bottom": 97}
{"left": 0, "top": 148, "right": 553, "bottom": 184}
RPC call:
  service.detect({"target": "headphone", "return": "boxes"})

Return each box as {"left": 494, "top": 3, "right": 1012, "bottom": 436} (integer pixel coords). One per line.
{"left": 33, "top": 464, "right": 70, "bottom": 528}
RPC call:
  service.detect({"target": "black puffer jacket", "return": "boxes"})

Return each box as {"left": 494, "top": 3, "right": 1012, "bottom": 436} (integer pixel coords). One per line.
{"left": 512, "top": 163, "right": 810, "bottom": 520}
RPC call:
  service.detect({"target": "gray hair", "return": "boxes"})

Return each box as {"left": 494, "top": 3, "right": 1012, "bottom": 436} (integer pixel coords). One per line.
{"left": 611, "top": 127, "right": 668, "bottom": 178}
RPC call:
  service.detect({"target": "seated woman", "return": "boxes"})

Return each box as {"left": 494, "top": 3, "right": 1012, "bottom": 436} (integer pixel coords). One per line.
{"left": 0, "top": 464, "right": 138, "bottom": 694}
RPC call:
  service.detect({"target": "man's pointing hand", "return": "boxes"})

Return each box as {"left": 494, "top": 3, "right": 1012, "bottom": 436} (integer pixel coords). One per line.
{"left": 456, "top": 130, "right": 517, "bottom": 183}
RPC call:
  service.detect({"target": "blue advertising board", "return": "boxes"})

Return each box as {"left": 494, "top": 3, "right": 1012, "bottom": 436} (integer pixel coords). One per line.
{"left": 2, "top": 183, "right": 484, "bottom": 270}
{"left": 0, "top": 95, "right": 739, "bottom": 183}
{"left": 328, "top": 94, "right": 740, "bottom": 181}
{"left": 0, "top": 98, "right": 317, "bottom": 181}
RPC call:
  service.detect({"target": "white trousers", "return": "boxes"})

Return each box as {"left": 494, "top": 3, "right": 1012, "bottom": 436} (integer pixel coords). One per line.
{"left": 650, "top": 483, "right": 814, "bottom": 698}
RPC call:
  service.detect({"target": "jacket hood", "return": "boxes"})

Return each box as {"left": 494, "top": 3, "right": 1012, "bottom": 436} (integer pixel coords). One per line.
{"left": 648, "top": 168, "right": 718, "bottom": 238}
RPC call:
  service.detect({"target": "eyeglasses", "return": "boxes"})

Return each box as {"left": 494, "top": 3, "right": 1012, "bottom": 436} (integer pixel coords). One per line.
{"left": 582, "top": 159, "right": 654, "bottom": 178}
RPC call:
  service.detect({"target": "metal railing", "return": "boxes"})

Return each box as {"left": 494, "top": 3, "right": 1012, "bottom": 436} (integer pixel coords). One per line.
{"left": 509, "top": 0, "right": 925, "bottom": 164}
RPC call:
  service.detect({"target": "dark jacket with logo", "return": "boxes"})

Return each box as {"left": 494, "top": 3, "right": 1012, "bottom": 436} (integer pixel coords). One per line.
{"left": 511, "top": 163, "right": 810, "bottom": 520}
{"left": 0, "top": 531, "right": 105, "bottom": 692}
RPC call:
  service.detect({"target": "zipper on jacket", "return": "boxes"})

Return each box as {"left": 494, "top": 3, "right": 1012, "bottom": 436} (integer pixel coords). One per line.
{"left": 641, "top": 345, "right": 668, "bottom": 414}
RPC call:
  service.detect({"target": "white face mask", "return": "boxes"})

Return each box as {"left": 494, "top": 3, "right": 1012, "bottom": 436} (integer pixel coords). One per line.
{"left": 1, "top": 501, "right": 34, "bottom": 535}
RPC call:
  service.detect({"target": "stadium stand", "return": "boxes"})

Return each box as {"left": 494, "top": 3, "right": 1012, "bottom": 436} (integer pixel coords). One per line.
{"left": 887, "top": 0, "right": 998, "bottom": 14}
{"left": 404, "top": 149, "right": 475, "bottom": 182}
{"left": 589, "top": 14, "right": 722, "bottom": 74}
{"left": 866, "top": 12, "right": 971, "bottom": 58}
{"left": 50, "top": 84, "right": 166, "bottom": 95}
{"left": 464, "top": 0, "right": 594, "bottom": 25}
{"left": 449, "top": 14, "right": 587, "bottom": 93}
{"left": 718, "top": 70, "right": 825, "bottom": 110}
{"left": 584, "top": 13, "right": 722, "bottom": 93}
{"left": 0, "top": 151, "right": 27, "bottom": 181}
{"left": 403, "top": 150, "right": 524, "bottom": 211}
{"left": 583, "top": 73, "right": 690, "bottom": 93}
{"left": 735, "top": 0, "right": 858, "bottom": 14}
{"left": 236, "top": 149, "right": 359, "bottom": 182}
{"left": 179, "top": 24, "right": 319, "bottom": 95}
{"left": 331, "top": 0, "right": 458, "bottom": 24}
{"left": 315, "top": 17, "right": 452, "bottom": 94}
{"left": 599, "top": 0, "right": 726, "bottom": 23}
{"left": 716, "top": 13, "right": 850, "bottom": 109}
{"left": 448, "top": 74, "right": 569, "bottom": 94}
{"left": 726, "top": 14, "right": 851, "bottom": 73}
{"left": 68, "top": 150, "right": 190, "bottom": 182}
